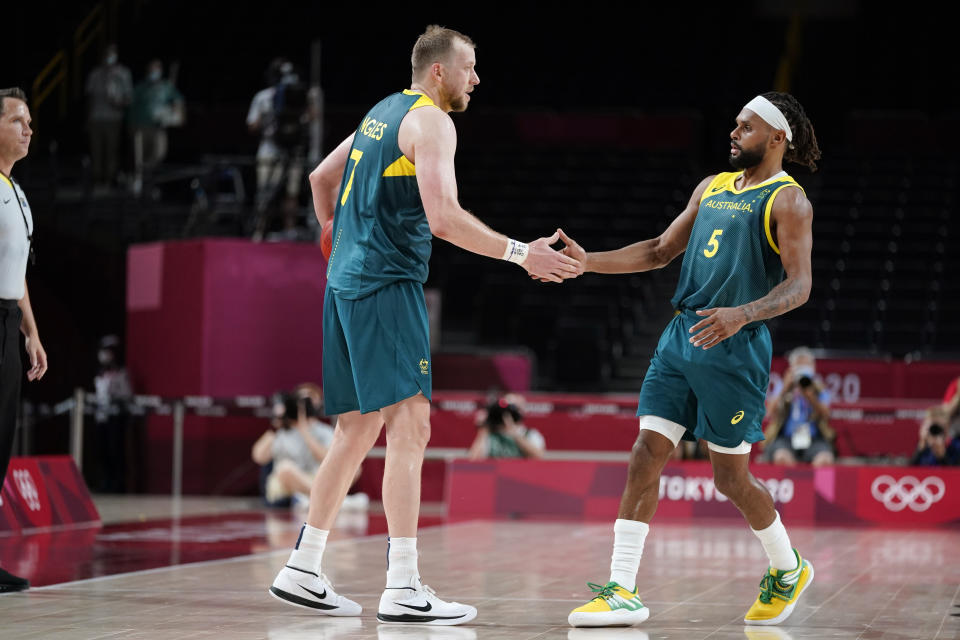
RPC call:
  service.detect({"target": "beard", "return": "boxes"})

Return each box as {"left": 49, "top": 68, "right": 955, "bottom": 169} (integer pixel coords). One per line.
{"left": 439, "top": 84, "right": 469, "bottom": 113}
{"left": 728, "top": 144, "right": 764, "bottom": 169}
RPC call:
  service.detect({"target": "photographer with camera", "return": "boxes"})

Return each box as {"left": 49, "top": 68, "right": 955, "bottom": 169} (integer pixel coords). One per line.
{"left": 92, "top": 334, "right": 134, "bottom": 493}
{"left": 762, "top": 347, "right": 835, "bottom": 466}
{"left": 247, "top": 58, "right": 318, "bottom": 241}
{"left": 252, "top": 387, "right": 365, "bottom": 508}
{"left": 911, "top": 406, "right": 960, "bottom": 466}
{"left": 468, "top": 392, "right": 545, "bottom": 460}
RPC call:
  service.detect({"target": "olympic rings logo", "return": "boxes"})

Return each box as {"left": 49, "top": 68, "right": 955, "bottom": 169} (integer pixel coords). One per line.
{"left": 13, "top": 469, "right": 42, "bottom": 512}
{"left": 870, "top": 475, "right": 946, "bottom": 512}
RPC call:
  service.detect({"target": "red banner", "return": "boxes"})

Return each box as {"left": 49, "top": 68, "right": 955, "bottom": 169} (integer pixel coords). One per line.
{"left": 841, "top": 466, "right": 960, "bottom": 525}
{"left": 446, "top": 460, "right": 960, "bottom": 526}
{"left": 769, "top": 357, "right": 957, "bottom": 403}
{"left": 0, "top": 457, "right": 100, "bottom": 534}
{"left": 425, "top": 391, "right": 929, "bottom": 458}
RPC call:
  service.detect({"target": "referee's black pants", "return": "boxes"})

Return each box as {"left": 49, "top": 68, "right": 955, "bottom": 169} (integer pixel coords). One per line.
{"left": 0, "top": 299, "right": 22, "bottom": 483}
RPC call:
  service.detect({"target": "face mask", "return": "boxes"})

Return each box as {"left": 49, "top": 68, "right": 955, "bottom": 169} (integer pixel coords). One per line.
{"left": 148, "top": 70, "right": 162, "bottom": 82}
{"left": 106, "top": 54, "right": 118, "bottom": 65}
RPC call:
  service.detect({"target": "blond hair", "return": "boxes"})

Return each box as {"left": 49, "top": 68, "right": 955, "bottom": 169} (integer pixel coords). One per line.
{"left": 411, "top": 25, "right": 475, "bottom": 81}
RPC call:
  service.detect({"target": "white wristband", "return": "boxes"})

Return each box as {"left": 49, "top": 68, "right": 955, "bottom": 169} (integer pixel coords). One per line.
{"left": 501, "top": 239, "right": 529, "bottom": 265}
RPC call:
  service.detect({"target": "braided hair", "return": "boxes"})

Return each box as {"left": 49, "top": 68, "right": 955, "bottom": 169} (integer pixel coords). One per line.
{"left": 762, "top": 91, "right": 821, "bottom": 172}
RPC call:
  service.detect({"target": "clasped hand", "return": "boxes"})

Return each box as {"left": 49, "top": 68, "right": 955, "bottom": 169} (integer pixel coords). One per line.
{"left": 526, "top": 228, "right": 585, "bottom": 283}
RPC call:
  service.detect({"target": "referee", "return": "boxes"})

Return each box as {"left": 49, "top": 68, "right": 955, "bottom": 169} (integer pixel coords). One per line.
{"left": 0, "top": 87, "right": 48, "bottom": 593}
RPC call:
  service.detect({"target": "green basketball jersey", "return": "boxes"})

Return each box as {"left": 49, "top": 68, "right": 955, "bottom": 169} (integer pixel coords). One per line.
{"left": 671, "top": 171, "right": 803, "bottom": 326}
{"left": 326, "top": 90, "right": 438, "bottom": 299}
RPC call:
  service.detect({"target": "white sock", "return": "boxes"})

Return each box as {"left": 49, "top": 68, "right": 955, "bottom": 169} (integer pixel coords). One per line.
{"left": 287, "top": 524, "right": 328, "bottom": 575}
{"left": 609, "top": 519, "right": 649, "bottom": 592}
{"left": 752, "top": 512, "right": 798, "bottom": 576}
{"left": 386, "top": 537, "right": 419, "bottom": 588}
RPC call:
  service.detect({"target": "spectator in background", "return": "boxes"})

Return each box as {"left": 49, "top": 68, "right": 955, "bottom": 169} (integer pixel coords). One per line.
{"left": 92, "top": 335, "right": 133, "bottom": 492}
{"left": 468, "top": 392, "right": 545, "bottom": 459}
{"left": 128, "top": 59, "right": 184, "bottom": 197}
{"left": 942, "top": 376, "right": 960, "bottom": 435}
{"left": 912, "top": 406, "right": 960, "bottom": 466}
{"left": 247, "top": 58, "right": 317, "bottom": 241}
{"left": 85, "top": 43, "right": 132, "bottom": 191}
{"left": 294, "top": 381, "right": 324, "bottom": 414}
{"left": 762, "top": 347, "right": 835, "bottom": 466}
{"left": 251, "top": 389, "right": 366, "bottom": 509}
{"left": 912, "top": 424, "right": 958, "bottom": 466}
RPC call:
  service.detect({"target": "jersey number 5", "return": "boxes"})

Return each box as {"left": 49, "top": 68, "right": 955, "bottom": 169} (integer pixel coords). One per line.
{"left": 703, "top": 229, "right": 723, "bottom": 258}
{"left": 340, "top": 149, "right": 365, "bottom": 206}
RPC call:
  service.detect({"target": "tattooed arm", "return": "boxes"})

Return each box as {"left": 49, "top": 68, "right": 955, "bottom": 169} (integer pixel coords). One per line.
{"left": 688, "top": 187, "right": 813, "bottom": 349}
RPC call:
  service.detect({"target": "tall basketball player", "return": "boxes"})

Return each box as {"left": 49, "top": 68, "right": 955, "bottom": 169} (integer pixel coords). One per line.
{"left": 268, "top": 26, "right": 581, "bottom": 626}
{"left": 560, "top": 92, "right": 821, "bottom": 627}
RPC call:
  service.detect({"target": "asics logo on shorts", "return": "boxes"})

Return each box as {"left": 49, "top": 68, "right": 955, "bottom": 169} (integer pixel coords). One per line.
{"left": 731, "top": 410, "right": 745, "bottom": 424}
{"left": 870, "top": 474, "right": 945, "bottom": 512}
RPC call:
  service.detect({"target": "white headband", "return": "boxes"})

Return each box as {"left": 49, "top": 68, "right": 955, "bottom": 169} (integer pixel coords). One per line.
{"left": 744, "top": 95, "right": 794, "bottom": 148}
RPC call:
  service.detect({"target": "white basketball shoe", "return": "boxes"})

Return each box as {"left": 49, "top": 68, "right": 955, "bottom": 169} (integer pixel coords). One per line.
{"left": 269, "top": 565, "right": 362, "bottom": 616}
{"left": 377, "top": 576, "right": 477, "bottom": 626}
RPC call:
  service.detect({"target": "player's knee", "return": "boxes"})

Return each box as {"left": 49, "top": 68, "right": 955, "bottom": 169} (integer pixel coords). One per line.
{"left": 338, "top": 420, "right": 381, "bottom": 450}
{"left": 629, "top": 437, "right": 653, "bottom": 464}
{"left": 386, "top": 418, "right": 430, "bottom": 451}
{"left": 712, "top": 469, "right": 750, "bottom": 501}
{"left": 627, "top": 439, "right": 665, "bottom": 484}
{"left": 630, "top": 432, "right": 673, "bottom": 466}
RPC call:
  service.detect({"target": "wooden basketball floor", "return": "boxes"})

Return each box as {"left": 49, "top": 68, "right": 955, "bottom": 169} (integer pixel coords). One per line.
{"left": 1, "top": 509, "right": 958, "bottom": 639}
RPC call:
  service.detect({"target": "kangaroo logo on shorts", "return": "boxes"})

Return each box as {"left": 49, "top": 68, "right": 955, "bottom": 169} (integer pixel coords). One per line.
{"left": 418, "top": 359, "right": 429, "bottom": 375}
{"left": 731, "top": 410, "right": 745, "bottom": 424}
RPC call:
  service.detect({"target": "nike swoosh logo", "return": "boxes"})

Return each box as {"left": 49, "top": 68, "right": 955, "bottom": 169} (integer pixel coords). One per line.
{"left": 301, "top": 585, "right": 327, "bottom": 600}
{"left": 398, "top": 601, "right": 432, "bottom": 612}
{"left": 2, "top": 199, "right": 9, "bottom": 204}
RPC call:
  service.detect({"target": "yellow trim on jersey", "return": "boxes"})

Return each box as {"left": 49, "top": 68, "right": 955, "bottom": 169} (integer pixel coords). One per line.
{"left": 763, "top": 183, "right": 802, "bottom": 255}
{"left": 699, "top": 174, "right": 728, "bottom": 203}
{"left": 383, "top": 155, "right": 416, "bottom": 177}
{"left": 703, "top": 171, "right": 804, "bottom": 199}
{"left": 402, "top": 89, "right": 437, "bottom": 111}
{"left": 0, "top": 173, "right": 12, "bottom": 189}
{"left": 381, "top": 91, "right": 435, "bottom": 178}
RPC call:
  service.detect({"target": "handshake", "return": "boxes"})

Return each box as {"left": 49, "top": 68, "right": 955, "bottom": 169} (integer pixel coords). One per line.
{"left": 519, "top": 228, "right": 586, "bottom": 283}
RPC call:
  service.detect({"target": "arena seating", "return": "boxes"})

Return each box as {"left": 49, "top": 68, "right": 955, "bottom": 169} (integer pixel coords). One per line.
{"left": 27, "top": 110, "right": 960, "bottom": 399}
{"left": 430, "top": 143, "right": 960, "bottom": 391}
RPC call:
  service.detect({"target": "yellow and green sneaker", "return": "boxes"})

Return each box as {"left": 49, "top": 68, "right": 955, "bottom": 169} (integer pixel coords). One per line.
{"left": 568, "top": 581, "right": 649, "bottom": 627}
{"left": 744, "top": 549, "right": 814, "bottom": 625}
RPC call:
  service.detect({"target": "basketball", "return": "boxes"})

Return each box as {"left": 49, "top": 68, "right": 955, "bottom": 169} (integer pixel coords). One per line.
{"left": 321, "top": 219, "right": 334, "bottom": 260}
